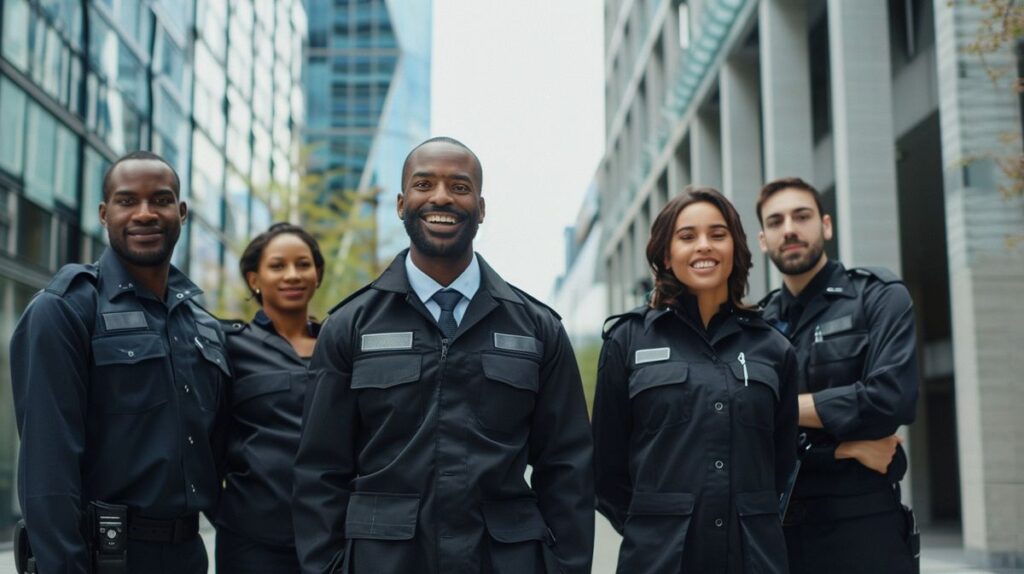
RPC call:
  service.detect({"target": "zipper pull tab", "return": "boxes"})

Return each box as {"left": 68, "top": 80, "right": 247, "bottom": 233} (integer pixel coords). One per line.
{"left": 814, "top": 325, "right": 823, "bottom": 343}
{"left": 737, "top": 352, "right": 748, "bottom": 387}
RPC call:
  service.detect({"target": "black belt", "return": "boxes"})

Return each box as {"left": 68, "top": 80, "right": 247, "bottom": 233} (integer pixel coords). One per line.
{"left": 127, "top": 514, "right": 200, "bottom": 543}
{"left": 784, "top": 488, "right": 900, "bottom": 525}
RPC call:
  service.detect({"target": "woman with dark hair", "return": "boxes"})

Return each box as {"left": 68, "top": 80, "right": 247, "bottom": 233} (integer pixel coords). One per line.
{"left": 593, "top": 187, "right": 799, "bottom": 574}
{"left": 214, "top": 223, "right": 325, "bottom": 574}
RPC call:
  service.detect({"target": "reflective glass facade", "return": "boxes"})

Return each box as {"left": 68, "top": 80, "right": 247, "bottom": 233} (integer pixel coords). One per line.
{"left": 0, "top": 0, "right": 306, "bottom": 542}
{"left": 304, "top": 0, "right": 431, "bottom": 260}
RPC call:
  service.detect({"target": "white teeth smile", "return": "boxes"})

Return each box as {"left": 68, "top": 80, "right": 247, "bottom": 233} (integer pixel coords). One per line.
{"left": 425, "top": 214, "right": 457, "bottom": 224}
{"left": 692, "top": 260, "right": 717, "bottom": 269}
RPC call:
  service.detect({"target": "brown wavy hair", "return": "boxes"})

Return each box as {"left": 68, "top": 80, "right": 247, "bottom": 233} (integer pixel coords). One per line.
{"left": 646, "top": 187, "right": 753, "bottom": 309}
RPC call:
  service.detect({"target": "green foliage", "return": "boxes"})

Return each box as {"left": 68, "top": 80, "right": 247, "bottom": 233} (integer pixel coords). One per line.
{"left": 575, "top": 340, "right": 603, "bottom": 416}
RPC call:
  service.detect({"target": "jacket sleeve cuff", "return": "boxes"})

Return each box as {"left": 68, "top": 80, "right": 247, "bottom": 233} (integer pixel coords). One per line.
{"left": 812, "top": 385, "right": 860, "bottom": 439}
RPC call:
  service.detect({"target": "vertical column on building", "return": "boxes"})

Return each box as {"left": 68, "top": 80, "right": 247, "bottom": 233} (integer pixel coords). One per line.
{"left": 827, "top": 0, "right": 902, "bottom": 269}
{"left": 720, "top": 51, "right": 766, "bottom": 299}
{"left": 690, "top": 104, "right": 722, "bottom": 189}
{"left": 759, "top": 0, "right": 814, "bottom": 289}
{"left": 827, "top": 0, "right": 908, "bottom": 501}
{"left": 633, "top": 203, "right": 650, "bottom": 303}
{"left": 934, "top": 1, "right": 1024, "bottom": 566}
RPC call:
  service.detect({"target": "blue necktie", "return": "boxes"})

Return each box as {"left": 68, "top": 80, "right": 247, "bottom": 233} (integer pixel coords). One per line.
{"left": 431, "top": 289, "right": 461, "bottom": 339}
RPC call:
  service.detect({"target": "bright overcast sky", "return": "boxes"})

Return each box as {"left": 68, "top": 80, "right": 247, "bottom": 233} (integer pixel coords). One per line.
{"left": 431, "top": 0, "right": 605, "bottom": 303}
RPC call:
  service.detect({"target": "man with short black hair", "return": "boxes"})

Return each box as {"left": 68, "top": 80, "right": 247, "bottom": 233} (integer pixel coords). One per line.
{"left": 757, "top": 177, "right": 920, "bottom": 574}
{"left": 11, "top": 151, "right": 229, "bottom": 573}
{"left": 293, "top": 137, "right": 594, "bottom": 574}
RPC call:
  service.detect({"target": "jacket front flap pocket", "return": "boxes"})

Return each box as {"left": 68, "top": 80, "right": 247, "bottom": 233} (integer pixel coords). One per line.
{"left": 736, "top": 490, "right": 780, "bottom": 517}
{"left": 232, "top": 372, "right": 293, "bottom": 405}
{"left": 628, "top": 492, "right": 695, "bottom": 516}
{"left": 628, "top": 362, "right": 689, "bottom": 399}
{"left": 351, "top": 354, "right": 422, "bottom": 389}
{"left": 481, "top": 499, "right": 549, "bottom": 543}
{"left": 810, "top": 333, "right": 869, "bottom": 364}
{"left": 345, "top": 492, "right": 420, "bottom": 540}
{"left": 92, "top": 333, "right": 166, "bottom": 366}
{"left": 196, "top": 340, "right": 231, "bottom": 377}
{"left": 729, "top": 360, "right": 780, "bottom": 400}
{"left": 481, "top": 353, "right": 540, "bottom": 393}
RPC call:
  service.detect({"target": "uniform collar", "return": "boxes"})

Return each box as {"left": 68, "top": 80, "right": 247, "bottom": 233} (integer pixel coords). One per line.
{"left": 405, "top": 251, "right": 481, "bottom": 305}
{"left": 643, "top": 302, "right": 771, "bottom": 333}
{"left": 98, "top": 248, "right": 201, "bottom": 305}
{"left": 376, "top": 249, "right": 521, "bottom": 305}
{"left": 252, "top": 308, "right": 321, "bottom": 338}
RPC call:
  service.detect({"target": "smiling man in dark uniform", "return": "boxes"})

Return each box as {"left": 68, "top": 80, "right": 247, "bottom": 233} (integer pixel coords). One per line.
{"left": 293, "top": 137, "right": 594, "bottom": 574}
{"left": 756, "top": 177, "right": 920, "bottom": 574}
{"left": 10, "top": 151, "right": 229, "bottom": 573}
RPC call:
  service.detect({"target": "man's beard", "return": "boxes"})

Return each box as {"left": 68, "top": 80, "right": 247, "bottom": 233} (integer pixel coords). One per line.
{"left": 403, "top": 204, "right": 479, "bottom": 258}
{"left": 108, "top": 226, "right": 179, "bottom": 267}
{"left": 770, "top": 235, "right": 825, "bottom": 276}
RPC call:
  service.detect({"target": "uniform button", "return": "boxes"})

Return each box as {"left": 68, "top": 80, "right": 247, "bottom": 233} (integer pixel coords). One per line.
{"left": 714, "top": 460, "right": 724, "bottom": 470}
{"left": 184, "top": 384, "right": 191, "bottom": 393}
{"left": 127, "top": 351, "right": 135, "bottom": 358}
{"left": 714, "top": 518, "right": 724, "bottom": 527}
{"left": 233, "top": 323, "right": 242, "bottom": 329}
{"left": 176, "top": 293, "right": 184, "bottom": 299}
{"left": 187, "top": 435, "right": 194, "bottom": 445}
{"left": 173, "top": 336, "right": 179, "bottom": 342}
{"left": 714, "top": 401, "right": 724, "bottom": 411}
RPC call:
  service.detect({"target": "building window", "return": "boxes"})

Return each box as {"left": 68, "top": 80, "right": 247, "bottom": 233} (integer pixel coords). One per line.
{"left": 678, "top": 1, "right": 691, "bottom": 50}
{"left": 2, "top": 0, "right": 31, "bottom": 70}
{"left": 15, "top": 195, "right": 53, "bottom": 269}
{"left": 0, "top": 78, "right": 28, "bottom": 177}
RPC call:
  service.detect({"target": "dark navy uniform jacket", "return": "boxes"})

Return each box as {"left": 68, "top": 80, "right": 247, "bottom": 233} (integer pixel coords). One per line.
{"left": 216, "top": 310, "right": 318, "bottom": 548}
{"left": 593, "top": 301, "right": 799, "bottom": 574}
{"left": 293, "top": 251, "right": 594, "bottom": 574}
{"left": 760, "top": 262, "right": 919, "bottom": 499}
{"left": 9, "top": 249, "right": 230, "bottom": 574}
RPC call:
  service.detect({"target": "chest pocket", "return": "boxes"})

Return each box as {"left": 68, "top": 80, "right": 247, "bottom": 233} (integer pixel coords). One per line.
{"left": 91, "top": 333, "right": 169, "bottom": 414}
{"left": 628, "top": 362, "right": 691, "bottom": 433}
{"left": 193, "top": 338, "right": 230, "bottom": 412}
{"left": 730, "top": 360, "right": 780, "bottom": 429}
{"left": 351, "top": 354, "right": 426, "bottom": 435}
{"left": 807, "top": 333, "right": 869, "bottom": 392}
{"left": 477, "top": 353, "right": 539, "bottom": 439}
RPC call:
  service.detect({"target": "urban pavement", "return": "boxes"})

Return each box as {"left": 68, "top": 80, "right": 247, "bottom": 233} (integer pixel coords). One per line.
{"left": 0, "top": 514, "right": 1019, "bottom": 573}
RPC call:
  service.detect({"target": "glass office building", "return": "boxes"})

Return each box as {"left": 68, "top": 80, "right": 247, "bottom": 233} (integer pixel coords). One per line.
{"left": 0, "top": 0, "right": 306, "bottom": 542}
{"left": 305, "top": 0, "right": 431, "bottom": 262}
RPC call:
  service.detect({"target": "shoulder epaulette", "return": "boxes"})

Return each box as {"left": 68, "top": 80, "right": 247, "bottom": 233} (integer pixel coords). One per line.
{"left": 850, "top": 266, "right": 902, "bottom": 285}
{"left": 44, "top": 263, "right": 98, "bottom": 297}
{"left": 757, "top": 288, "right": 781, "bottom": 309}
{"left": 327, "top": 283, "right": 375, "bottom": 316}
{"left": 602, "top": 306, "right": 646, "bottom": 340}
{"left": 218, "top": 318, "right": 247, "bottom": 334}
{"left": 508, "top": 285, "right": 561, "bottom": 321}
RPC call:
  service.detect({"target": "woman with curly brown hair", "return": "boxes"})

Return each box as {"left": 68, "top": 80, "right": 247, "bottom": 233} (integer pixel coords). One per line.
{"left": 593, "top": 187, "right": 799, "bottom": 574}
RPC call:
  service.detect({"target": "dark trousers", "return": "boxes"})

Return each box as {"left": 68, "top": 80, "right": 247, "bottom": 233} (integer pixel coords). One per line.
{"left": 123, "top": 536, "right": 208, "bottom": 573}
{"left": 784, "top": 508, "right": 917, "bottom": 574}
{"left": 215, "top": 527, "right": 301, "bottom": 574}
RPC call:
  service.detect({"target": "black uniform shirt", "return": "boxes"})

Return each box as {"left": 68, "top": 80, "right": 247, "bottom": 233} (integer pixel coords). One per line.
{"left": 292, "top": 251, "right": 594, "bottom": 574}
{"left": 216, "top": 310, "right": 319, "bottom": 547}
{"left": 760, "top": 262, "right": 919, "bottom": 498}
{"left": 594, "top": 303, "right": 799, "bottom": 574}
{"left": 10, "top": 250, "right": 229, "bottom": 574}
{"left": 778, "top": 260, "right": 838, "bottom": 330}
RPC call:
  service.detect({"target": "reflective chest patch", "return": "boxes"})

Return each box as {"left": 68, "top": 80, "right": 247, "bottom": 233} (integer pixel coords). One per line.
{"left": 493, "top": 333, "right": 541, "bottom": 355}
{"left": 361, "top": 332, "right": 414, "bottom": 351}
{"left": 635, "top": 347, "right": 671, "bottom": 365}
{"left": 101, "top": 311, "right": 147, "bottom": 332}
{"left": 818, "top": 315, "right": 854, "bottom": 337}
